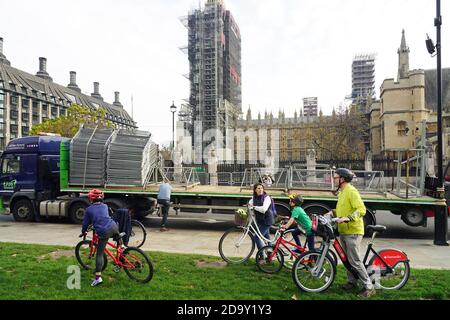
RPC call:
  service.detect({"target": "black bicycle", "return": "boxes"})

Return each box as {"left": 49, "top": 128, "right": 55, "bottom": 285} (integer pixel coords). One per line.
{"left": 108, "top": 207, "right": 147, "bottom": 248}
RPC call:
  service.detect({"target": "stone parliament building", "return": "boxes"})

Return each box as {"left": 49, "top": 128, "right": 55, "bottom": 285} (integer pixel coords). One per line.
{"left": 370, "top": 30, "right": 450, "bottom": 162}
{"left": 233, "top": 30, "right": 450, "bottom": 166}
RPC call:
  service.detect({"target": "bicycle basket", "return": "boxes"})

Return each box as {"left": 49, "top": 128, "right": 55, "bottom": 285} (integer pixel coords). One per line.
{"left": 234, "top": 208, "right": 249, "bottom": 226}
{"left": 311, "top": 214, "right": 335, "bottom": 239}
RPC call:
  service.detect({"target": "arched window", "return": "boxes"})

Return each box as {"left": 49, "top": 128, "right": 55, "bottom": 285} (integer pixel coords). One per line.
{"left": 396, "top": 121, "right": 408, "bottom": 136}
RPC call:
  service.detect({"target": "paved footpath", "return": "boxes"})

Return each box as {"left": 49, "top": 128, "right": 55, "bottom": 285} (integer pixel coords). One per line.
{"left": 0, "top": 219, "right": 449, "bottom": 269}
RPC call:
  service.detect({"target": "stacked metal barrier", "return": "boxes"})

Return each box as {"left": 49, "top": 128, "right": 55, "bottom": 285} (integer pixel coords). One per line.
{"left": 69, "top": 127, "right": 114, "bottom": 186}
{"left": 106, "top": 130, "right": 158, "bottom": 186}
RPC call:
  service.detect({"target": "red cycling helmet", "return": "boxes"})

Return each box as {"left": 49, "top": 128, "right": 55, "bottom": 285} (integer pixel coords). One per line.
{"left": 87, "top": 189, "right": 104, "bottom": 201}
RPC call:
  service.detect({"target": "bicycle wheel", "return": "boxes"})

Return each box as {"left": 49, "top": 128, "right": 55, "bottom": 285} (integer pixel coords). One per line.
{"left": 256, "top": 246, "right": 284, "bottom": 273}
{"left": 75, "top": 240, "right": 107, "bottom": 271}
{"left": 128, "top": 220, "right": 147, "bottom": 248}
{"left": 122, "top": 247, "right": 153, "bottom": 283}
{"left": 218, "top": 227, "right": 255, "bottom": 264}
{"left": 370, "top": 260, "right": 410, "bottom": 290}
{"left": 292, "top": 251, "right": 336, "bottom": 293}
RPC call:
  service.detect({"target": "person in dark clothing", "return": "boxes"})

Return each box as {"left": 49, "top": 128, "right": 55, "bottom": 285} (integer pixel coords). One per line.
{"left": 248, "top": 183, "right": 275, "bottom": 250}
{"left": 113, "top": 207, "right": 132, "bottom": 247}
{"left": 80, "top": 189, "right": 119, "bottom": 287}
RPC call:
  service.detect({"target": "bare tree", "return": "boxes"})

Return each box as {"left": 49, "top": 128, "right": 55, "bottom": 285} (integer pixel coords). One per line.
{"left": 306, "top": 104, "right": 367, "bottom": 161}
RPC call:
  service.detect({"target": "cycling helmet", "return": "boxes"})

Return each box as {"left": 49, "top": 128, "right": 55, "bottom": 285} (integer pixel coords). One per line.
{"left": 87, "top": 189, "right": 104, "bottom": 201}
{"left": 335, "top": 168, "right": 355, "bottom": 183}
{"left": 288, "top": 194, "right": 303, "bottom": 206}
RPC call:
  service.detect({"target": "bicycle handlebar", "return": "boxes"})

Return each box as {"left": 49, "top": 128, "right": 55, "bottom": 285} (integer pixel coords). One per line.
{"left": 79, "top": 225, "right": 95, "bottom": 240}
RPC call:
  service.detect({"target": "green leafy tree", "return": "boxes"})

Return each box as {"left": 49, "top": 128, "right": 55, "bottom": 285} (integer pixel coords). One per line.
{"left": 30, "top": 103, "right": 115, "bottom": 138}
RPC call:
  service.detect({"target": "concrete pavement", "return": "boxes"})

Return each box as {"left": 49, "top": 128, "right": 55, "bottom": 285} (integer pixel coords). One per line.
{"left": 0, "top": 217, "right": 449, "bottom": 269}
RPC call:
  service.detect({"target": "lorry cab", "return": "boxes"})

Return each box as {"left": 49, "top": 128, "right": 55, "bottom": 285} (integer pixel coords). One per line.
{"left": 0, "top": 135, "right": 69, "bottom": 220}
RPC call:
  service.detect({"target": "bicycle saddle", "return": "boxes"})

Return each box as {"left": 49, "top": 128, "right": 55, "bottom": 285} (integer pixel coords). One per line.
{"left": 367, "top": 225, "right": 387, "bottom": 233}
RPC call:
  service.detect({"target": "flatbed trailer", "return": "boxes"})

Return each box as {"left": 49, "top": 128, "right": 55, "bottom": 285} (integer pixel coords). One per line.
{"left": 61, "top": 181, "right": 447, "bottom": 235}
{"left": 0, "top": 134, "right": 447, "bottom": 238}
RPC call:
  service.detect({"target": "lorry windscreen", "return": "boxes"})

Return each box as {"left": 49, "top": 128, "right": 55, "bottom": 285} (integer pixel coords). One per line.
{"left": 1, "top": 155, "right": 21, "bottom": 174}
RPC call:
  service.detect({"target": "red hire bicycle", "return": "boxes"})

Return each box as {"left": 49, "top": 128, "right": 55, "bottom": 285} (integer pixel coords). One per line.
{"left": 291, "top": 214, "right": 410, "bottom": 293}
{"left": 75, "top": 226, "right": 153, "bottom": 283}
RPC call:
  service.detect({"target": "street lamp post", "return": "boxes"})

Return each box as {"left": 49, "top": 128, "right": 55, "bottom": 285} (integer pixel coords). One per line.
{"left": 170, "top": 101, "right": 177, "bottom": 150}
{"left": 427, "top": 0, "right": 448, "bottom": 246}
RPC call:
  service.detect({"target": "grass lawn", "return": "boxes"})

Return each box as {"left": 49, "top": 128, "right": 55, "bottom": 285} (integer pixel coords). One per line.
{"left": 0, "top": 242, "right": 448, "bottom": 300}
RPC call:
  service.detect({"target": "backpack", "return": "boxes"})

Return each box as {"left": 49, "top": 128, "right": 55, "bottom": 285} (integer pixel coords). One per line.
{"left": 269, "top": 196, "right": 277, "bottom": 218}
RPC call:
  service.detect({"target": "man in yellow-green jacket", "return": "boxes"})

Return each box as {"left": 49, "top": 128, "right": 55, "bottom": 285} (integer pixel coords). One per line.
{"left": 331, "top": 168, "right": 375, "bottom": 298}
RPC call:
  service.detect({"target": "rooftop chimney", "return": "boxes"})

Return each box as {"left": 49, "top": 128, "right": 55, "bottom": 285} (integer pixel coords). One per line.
{"left": 39, "top": 57, "right": 46, "bottom": 71}
{"left": 36, "top": 57, "right": 53, "bottom": 81}
{"left": 0, "top": 37, "right": 11, "bottom": 66}
{"left": 113, "top": 91, "right": 123, "bottom": 108}
{"left": 67, "top": 71, "right": 81, "bottom": 92}
{"left": 91, "top": 82, "right": 103, "bottom": 101}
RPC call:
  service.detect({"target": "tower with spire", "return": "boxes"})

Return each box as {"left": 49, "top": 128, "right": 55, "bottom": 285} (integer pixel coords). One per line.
{"left": 246, "top": 106, "right": 252, "bottom": 121}
{"left": 397, "top": 29, "right": 410, "bottom": 81}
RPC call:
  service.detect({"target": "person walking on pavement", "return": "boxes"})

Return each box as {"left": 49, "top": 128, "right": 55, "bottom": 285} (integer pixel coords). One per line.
{"left": 248, "top": 183, "right": 275, "bottom": 251}
{"left": 157, "top": 179, "right": 172, "bottom": 232}
{"left": 329, "top": 168, "right": 375, "bottom": 298}
{"left": 79, "top": 189, "right": 120, "bottom": 287}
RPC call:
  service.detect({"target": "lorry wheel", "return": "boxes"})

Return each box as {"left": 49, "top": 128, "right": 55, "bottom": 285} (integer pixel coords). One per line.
{"left": 70, "top": 202, "right": 88, "bottom": 224}
{"left": 12, "top": 199, "right": 35, "bottom": 222}
{"left": 274, "top": 203, "right": 291, "bottom": 218}
{"left": 401, "top": 208, "right": 426, "bottom": 227}
{"left": 303, "top": 202, "right": 332, "bottom": 217}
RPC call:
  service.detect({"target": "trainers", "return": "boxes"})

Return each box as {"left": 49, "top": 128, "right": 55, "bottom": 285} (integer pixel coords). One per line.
{"left": 91, "top": 277, "right": 103, "bottom": 287}
{"left": 341, "top": 282, "right": 357, "bottom": 290}
{"left": 160, "top": 227, "right": 169, "bottom": 232}
{"left": 358, "top": 288, "right": 376, "bottom": 298}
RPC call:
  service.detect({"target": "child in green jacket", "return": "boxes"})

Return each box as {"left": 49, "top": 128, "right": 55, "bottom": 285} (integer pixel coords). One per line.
{"left": 281, "top": 194, "right": 315, "bottom": 251}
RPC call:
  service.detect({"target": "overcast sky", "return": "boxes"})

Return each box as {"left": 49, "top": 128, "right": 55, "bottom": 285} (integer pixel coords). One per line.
{"left": 0, "top": 0, "right": 446, "bottom": 145}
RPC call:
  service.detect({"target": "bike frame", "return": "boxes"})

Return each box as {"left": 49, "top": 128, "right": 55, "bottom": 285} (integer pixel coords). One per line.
{"left": 319, "top": 231, "right": 403, "bottom": 279}
{"left": 88, "top": 231, "right": 139, "bottom": 270}
{"left": 237, "top": 209, "right": 277, "bottom": 248}
{"left": 268, "top": 230, "right": 306, "bottom": 261}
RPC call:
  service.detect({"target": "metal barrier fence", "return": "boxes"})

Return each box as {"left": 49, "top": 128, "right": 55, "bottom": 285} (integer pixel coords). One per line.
{"left": 240, "top": 168, "right": 290, "bottom": 189}
{"left": 350, "top": 170, "right": 387, "bottom": 193}
{"left": 390, "top": 149, "right": 426, "bottom": 198}
{"left": 143, "top": 166, "right": 200, "bottom": 188}
{"left": 144, "top": 163, "right": 419, "bottom": 196}
{"left": 290, "top": 168, "right": 334, "bottom": 189}
{"left": 217, "top": 172, "right": 245, "bottom": 186}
